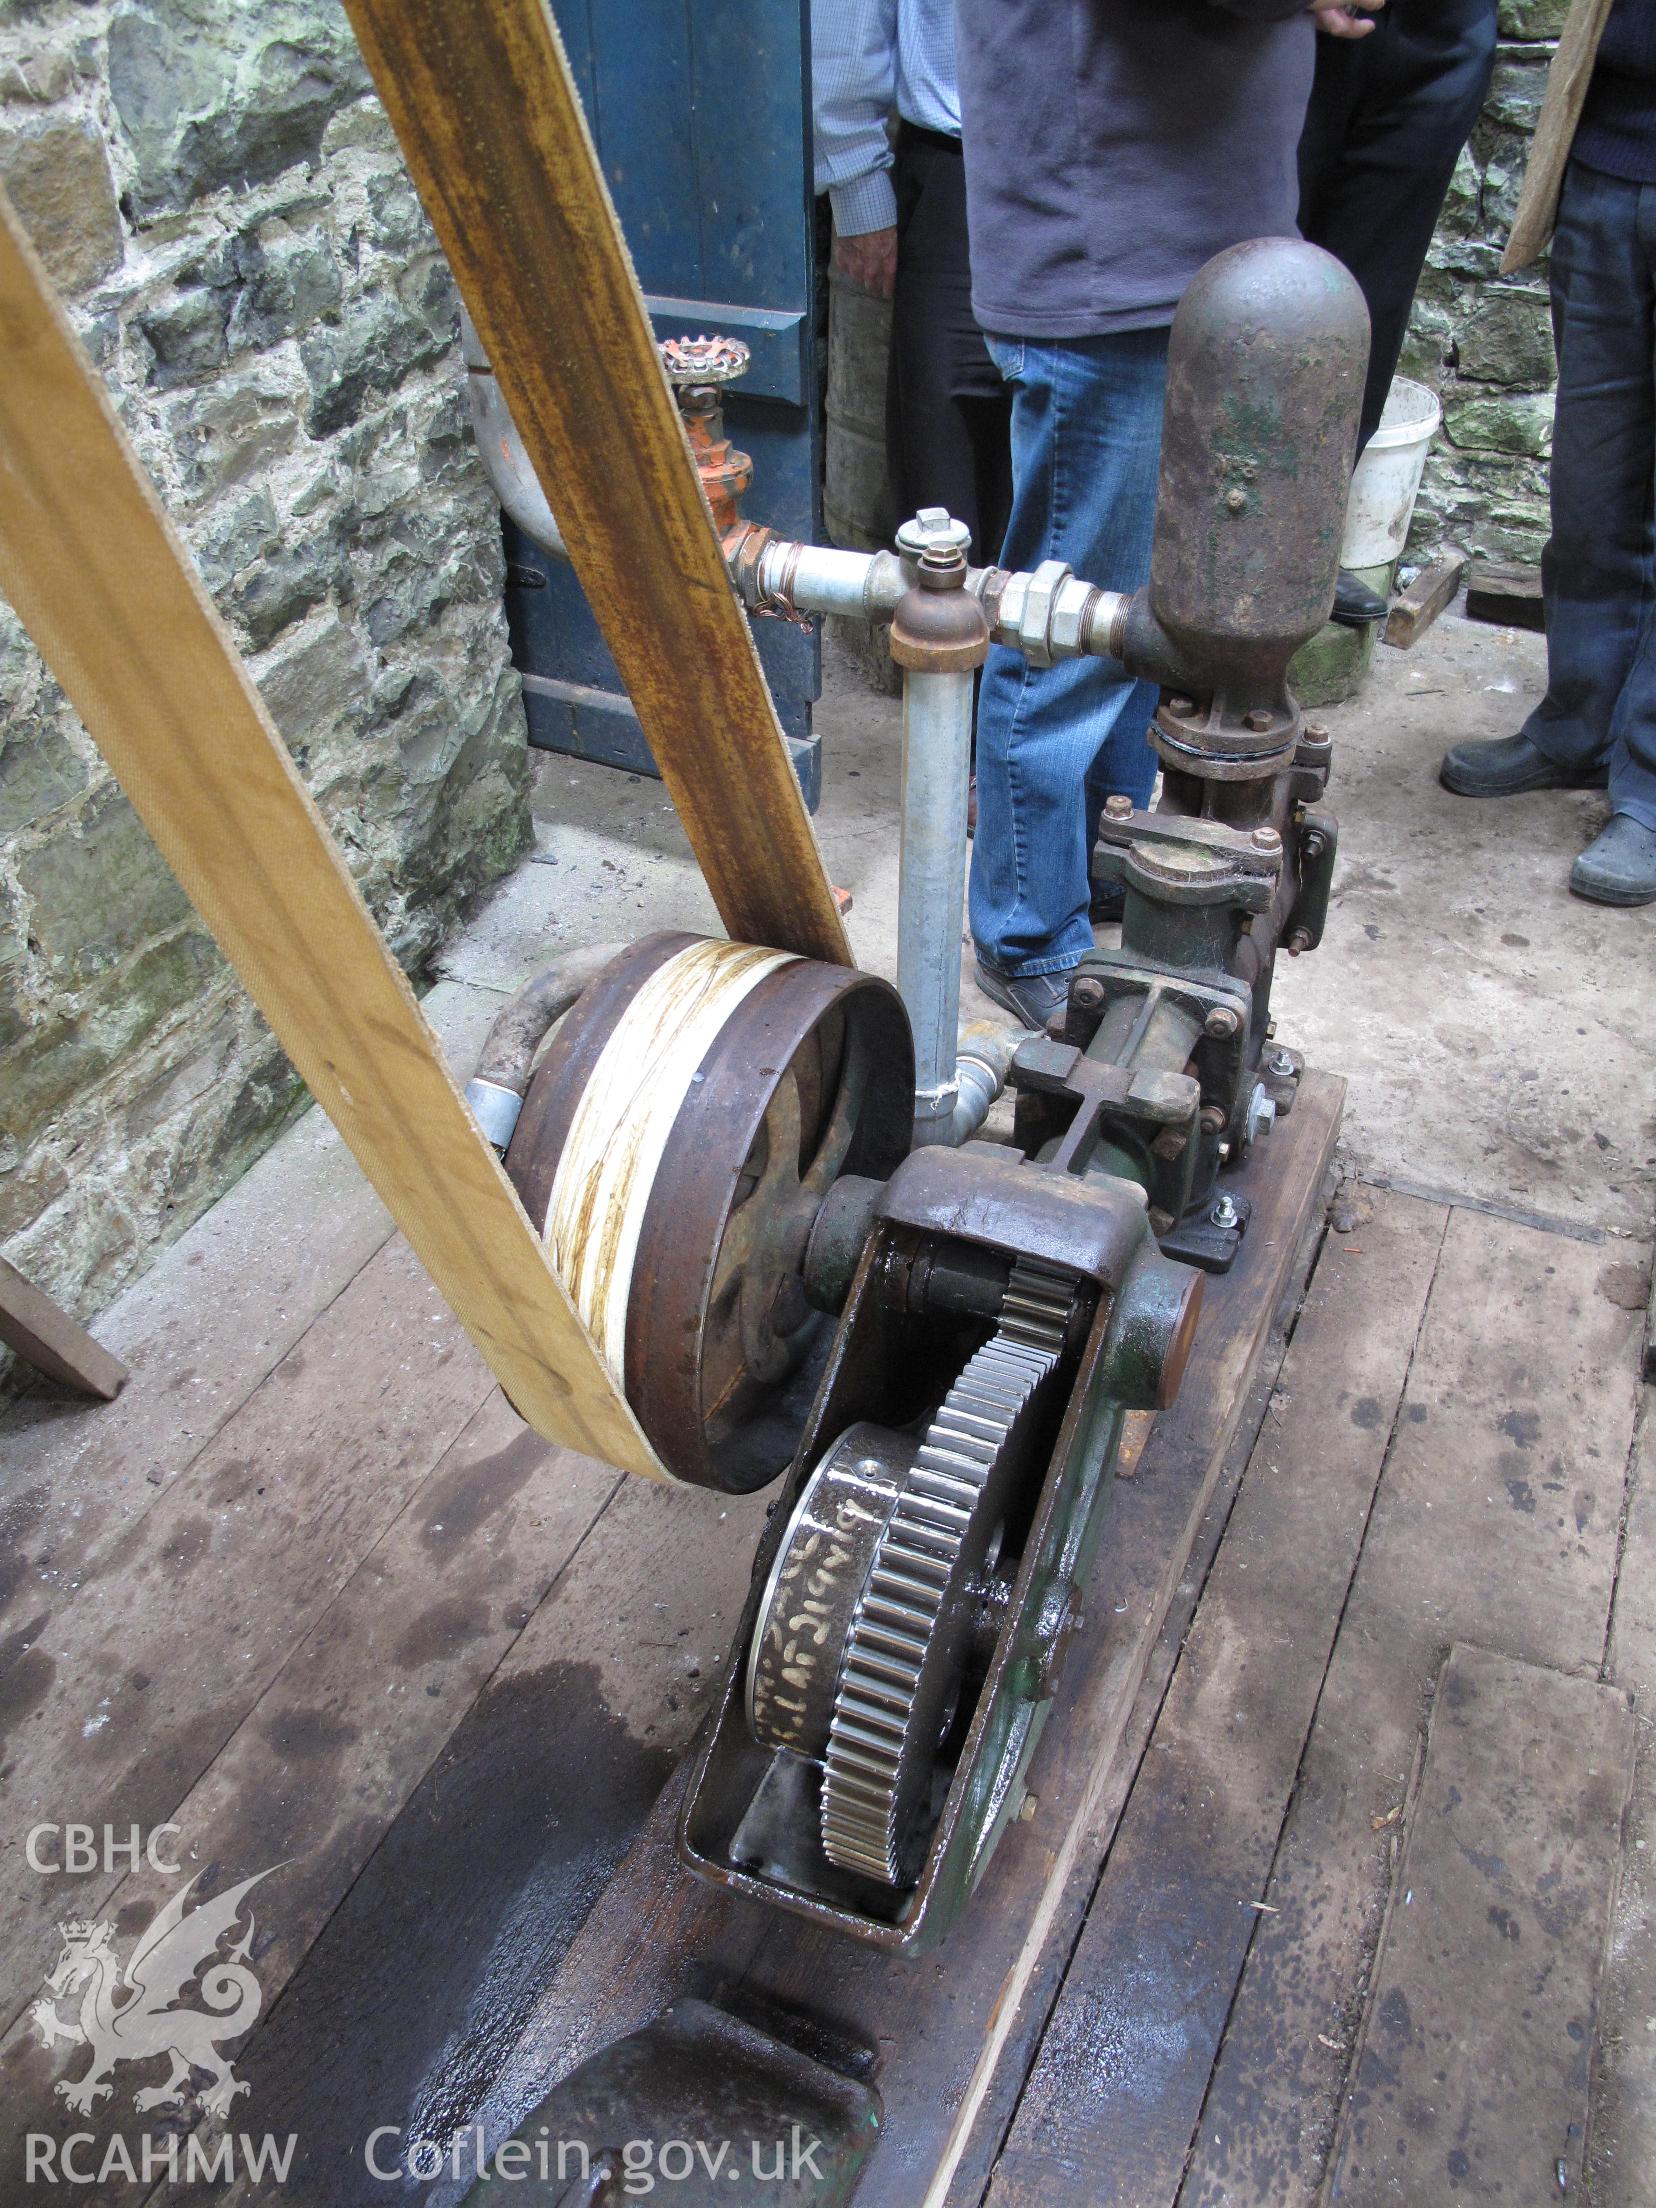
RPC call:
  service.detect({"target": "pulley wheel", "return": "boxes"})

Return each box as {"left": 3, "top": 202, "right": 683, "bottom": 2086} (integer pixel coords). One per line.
{"left": 505, "top": 932, "right": 913, "bottom": 1492}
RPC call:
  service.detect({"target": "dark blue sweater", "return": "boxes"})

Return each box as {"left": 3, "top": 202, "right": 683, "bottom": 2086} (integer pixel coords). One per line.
{"left": 954, "top": 0, "right": 1315, "bottom": 340}
{"left": 1576, "top": 0, "right": 1656, "bottom": 185}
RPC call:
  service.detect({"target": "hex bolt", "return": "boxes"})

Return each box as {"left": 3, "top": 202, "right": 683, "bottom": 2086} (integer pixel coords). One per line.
{"left": 1210, "top": 1193, "right": 1240, "bottom": 1231}
{"left": 1286, "top": 927, "right": 1313, "bottom": 956}
{"left": 1199, "top": 1104, "right": 1227, "bottom": 1137}
{"left": 1204, "top": 1004, "right": 1241, "bottom": 1040}
{"left": 1103, "top": 793, "right": 1134, "bottom": 821}
{"left": 1267, "top": 1046, "right": 1295, "bottom": 1078}
{"left": 1251, "top": 825, "right": 1282, "bottom": 853}
{"left": 1168, "top": 696, "right": 1196, "bottom": 716}
{"left": 1244, "top": 709, "right": 1274, "bottom": 734}
{"left": 1306, "top": 722, "right": 1330, "bottom": 743}
{"left": 1072, "top": 975, "right": 1106, "bottom": 1012}
{"left": 1301, "top": 831, "right": 1327, "bottom": 861}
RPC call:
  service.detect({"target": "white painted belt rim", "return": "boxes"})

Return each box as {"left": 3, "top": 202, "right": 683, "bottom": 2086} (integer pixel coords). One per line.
{"left": 541, "top": 939, "right": 799, "bottom": 1429}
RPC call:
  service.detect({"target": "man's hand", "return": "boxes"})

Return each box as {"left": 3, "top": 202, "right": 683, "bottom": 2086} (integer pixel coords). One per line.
{"left": 1310, "top": 0, "right": 1383, "bottom": 35}
{"left": 833, "top": 227, "right": 898, "bottom": 299}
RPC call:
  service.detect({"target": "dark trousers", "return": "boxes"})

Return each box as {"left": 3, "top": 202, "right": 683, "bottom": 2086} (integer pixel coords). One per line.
{"left": 888, "top": 121, "right": 1012, "bottom": 564}
{"left": 1299, "top": 0, "right": 1497, "bottom": 450}
{"left": 1524, "top": 162, "right": 1656, "bottom": 831}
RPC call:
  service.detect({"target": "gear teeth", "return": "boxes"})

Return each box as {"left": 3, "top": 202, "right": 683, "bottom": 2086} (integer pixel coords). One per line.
{"left": 819, "top": 1260, "right": 1074, "bottom": 1886}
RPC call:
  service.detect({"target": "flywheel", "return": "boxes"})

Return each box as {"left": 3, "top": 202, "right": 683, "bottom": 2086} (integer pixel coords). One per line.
{"left": 504, "top": 933, "right": 912, "bottom": 1493}
{"left": 747, "top": 1257, "right": 1076, "bottom": 1886}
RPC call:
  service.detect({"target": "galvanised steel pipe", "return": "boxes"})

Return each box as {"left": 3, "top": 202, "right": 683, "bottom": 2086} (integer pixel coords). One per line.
{"left": 897, "top": 662, "right": 978, "bottom": 1142}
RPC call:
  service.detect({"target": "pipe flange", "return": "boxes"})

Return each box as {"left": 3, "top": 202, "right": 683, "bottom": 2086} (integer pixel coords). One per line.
{"left": 889, "top": 552, "right": 990, "bottom": 674}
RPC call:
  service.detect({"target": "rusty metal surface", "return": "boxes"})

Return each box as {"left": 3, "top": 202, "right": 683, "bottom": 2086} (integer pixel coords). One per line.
{"left": 1147, "top": 237, "right": 1369, "bottom": 704}
{"left": 887, "top": 545, "right": 991, "bottom": 676}
{"left": 507, "top": 936, "right": 912, "bottom": 1493}
{"left": 507, "top": 933, "right": 691, "bottom": 1233}
{"left": 460, "top": 1998, "right": 880, "bottom": 2206}
{"left": 678, "top": 1241, "right": 1122, "bottom": 1951}
{"left": 876, "top": 1140, "right": 1150, "bottom": 1288}
{"left": 624, "top": 955, "right": 911, "bottom": 1491}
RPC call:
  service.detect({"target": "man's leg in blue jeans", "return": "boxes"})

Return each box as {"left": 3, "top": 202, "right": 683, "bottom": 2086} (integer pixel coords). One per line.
{"left": 970, "top": 329, "right": 1169, "bottom": 983}
{"left": 1524, "top": 161, "right": 1656, "bottom": 830}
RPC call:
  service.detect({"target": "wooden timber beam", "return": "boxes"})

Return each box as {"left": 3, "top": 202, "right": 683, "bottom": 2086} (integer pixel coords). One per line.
{"left": 342, "top": 0, "right": 852, "bottom": 970}
{"left": 0, "top": 1254, "right": 128, "bottom": 1401}
{"left": 0, "top": 191, "right": 666, "bottom": 1483}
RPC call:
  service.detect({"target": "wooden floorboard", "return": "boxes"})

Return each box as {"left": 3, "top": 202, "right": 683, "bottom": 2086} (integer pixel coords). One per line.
{"left": 1177, "top": 1206, "right": 1646, "bottom": 2208}
{"left": 933, "top": 1309, "right": 1298, "bottom": 2208}
{"left": 1, "top": 1392, "right": 622, "bottom": 2198}
{"left": 170, "top": 1468, "right": 774, "bottom": 2207}
{"left": 0, "top": 1129, "right": 391, "bottom": 1658}
{"left": 1592, "top": 1392, "right": 1656, "bottom": 2205}
{"left": 0, "top": 1234, "right": 494, "bottom": 2033}
{"left": 412, "top": 1074, "right": 1341, "bottom": 2208}
{"left": 1325, "top": 1644, "right": 1634, "bottom": 2204}
{"left": 986, "top": 1192, "right": 1446, "bottom": 2208}
{"left": 0, "top": 975, "right": 497, "bottom": 1665}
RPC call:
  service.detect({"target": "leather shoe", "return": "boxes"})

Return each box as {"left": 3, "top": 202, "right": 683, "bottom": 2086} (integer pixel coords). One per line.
{"left": 1570, "top": 813, "right": 1656, "bottom": 906}
{"left": 974, "top": 959, "right": 1071, "bottom": 1028}
{"left": 1330, "top": 567, "right": 1389, "bottom": 629}
{"left": 1439, "top": 732, "right": 1608, "bottom": 798}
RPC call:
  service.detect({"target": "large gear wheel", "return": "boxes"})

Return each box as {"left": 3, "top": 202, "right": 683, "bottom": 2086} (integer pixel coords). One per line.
{"left": 747, "top": 1258, "right": 1075, "bottom": 1889}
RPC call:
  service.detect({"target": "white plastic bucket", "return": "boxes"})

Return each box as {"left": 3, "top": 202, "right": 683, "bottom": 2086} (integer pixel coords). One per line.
{"left": 1340, "top": 376, "right": 1443, "bottom": 570}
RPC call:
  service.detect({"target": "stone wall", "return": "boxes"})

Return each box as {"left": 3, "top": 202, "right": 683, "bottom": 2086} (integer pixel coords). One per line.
{"left": 0, "top": 1, "right": 530, "bottom": 1364}
{"left": 1405, "top": 0, "right": 1568, "bottom": 565}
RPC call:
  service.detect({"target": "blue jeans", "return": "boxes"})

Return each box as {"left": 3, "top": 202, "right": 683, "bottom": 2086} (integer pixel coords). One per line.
{"left": 1523, "top": 161, "right": 1656, "bottom": 832}
{"left": 969, "top": 328, "right": 1169, "bottom": 979}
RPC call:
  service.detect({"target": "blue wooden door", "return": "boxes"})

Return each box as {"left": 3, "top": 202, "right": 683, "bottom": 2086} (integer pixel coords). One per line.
{"left": 504, "top": 0, "right": 823, "bottom": 805}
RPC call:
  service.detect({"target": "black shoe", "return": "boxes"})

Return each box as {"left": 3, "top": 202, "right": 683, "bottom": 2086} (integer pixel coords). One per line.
{"left": 1089, "top": 879, "right": 1125, "bottom": 924}
{"left": 974, "top": 959, "right": 1071, "bottom": 1028}
{"left": 1439, "top": 732, "right": 1609, "bottom": 797}
{"left": 1570, "top": 813, "right": 1656, "bottom": 906}
{"left": 1331, "top": 567, "right": 1389, "bottom": 629}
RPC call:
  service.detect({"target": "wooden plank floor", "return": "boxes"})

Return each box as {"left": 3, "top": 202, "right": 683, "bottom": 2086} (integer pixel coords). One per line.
{"left": 1, "top": 1060, "right": 1650, "bottom": 2208}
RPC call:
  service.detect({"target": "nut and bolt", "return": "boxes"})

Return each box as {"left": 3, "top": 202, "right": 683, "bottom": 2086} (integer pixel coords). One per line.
{"left": 1224, "top": 488, "right": 1248, "bottom": 514}
{"left": 1199, "top": 1104, "right": 1227, "bottom": 1137}
{"left": 1210, "top": 1193, "right": 1241, "bottom": 1231}
{"left": 1245, "top": 1082, "right": 1278, "bottom": 1147}
{"left": 1071, "top": 976, "right": 1106, "bottom": 1012}
{"left": 1286, "top": 927, "right": 1313, "bottom": 956}
{"left": 1251, "top": 825, "right": 1282, "bottom": 853}
{"left": 1267, "top": 1047, "right": 1295, "bottom": 1079}
{"left": 1244, "top": 709, "right": 1275, "bottom": 734}
{"left": 1167, "top": 696, "right": 1196, "bottom": 716}
{"left": 1103, "top": 793, "right": 1134, "bottom": 822}
{"left": 1306, "top": 722, "right": 1329, "bottom": 743}
{"left": 1302, "top": 831, "right": 1327, "bottom": 861}
{"left": 1204, "top": 1004, "right": 1241, "bottom": 1040}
